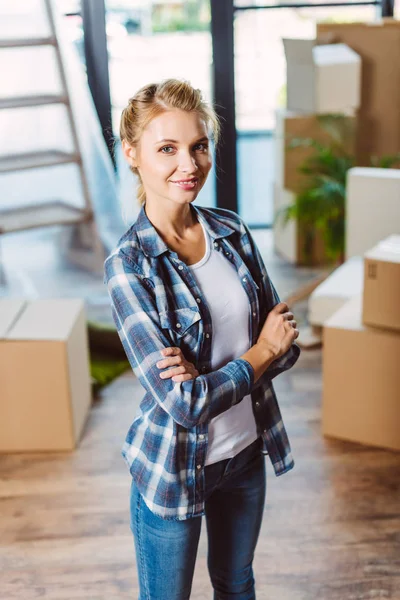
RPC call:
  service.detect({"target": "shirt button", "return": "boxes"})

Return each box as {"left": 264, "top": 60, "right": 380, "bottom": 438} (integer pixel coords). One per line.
{"left": 205, "top": 333, "right": 210, "bottom": 338}
{"left": 197, "top": 464, "right": 202, "bottom": 470}
{"left": 253, "top": 312, "right": 256, "bottom": 317}
{"left": 196, "top": 298, "right": 201, "bottom": 303}
{"left": 242, "top": 277, "right": 247, "bottom": 282}
{"left": 178, "top": 265, "right": 184, "bottom": 270}
{"left": 198, "top": 434, "right": 205, "bottom": 440}
{"left": 176, "top": 323, "right": 181, "bottom": 328}
{"left": 213, "top": 241, "right": 218, "bottom": 248}
{"left": 263, "top": 429, "right": 267, "bottom": 433}
{"left": 255, "top": 402, "right": 260, "bottom": 407}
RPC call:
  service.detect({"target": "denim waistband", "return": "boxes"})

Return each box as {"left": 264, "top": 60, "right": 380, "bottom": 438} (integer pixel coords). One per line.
{"left": 203, "top": 436, "right": 263, "bottom": 499}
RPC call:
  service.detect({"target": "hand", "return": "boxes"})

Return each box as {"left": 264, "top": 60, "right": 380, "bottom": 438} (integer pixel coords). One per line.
{"left": 257, "top": 302, "right": 299, "bottom": 360}
{"left": 156, "top": 347, "right": 199, "bottom": 382}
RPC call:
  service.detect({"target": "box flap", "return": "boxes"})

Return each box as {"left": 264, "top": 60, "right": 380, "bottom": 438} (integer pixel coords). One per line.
{"left": 283, "top": 38, "right": 315, "bottom": 64}
{"left": 312, "top": 256, "right": 364, "bottom": 300}
{"left": 313, "top": 43, "right": 361, "bottom": 66}
{"left": 0, "top": 299, "right": 27, "bottom": 339}
{"left": 325, "top": 294, "right": 364, "bottom": 331}
{"left": 349, "top": 167, "right": 400, "bottom": 180}
{"left": 6, "top": 298, "right": 85, "bottom": 341}
{"left": 365, "top": 235, "right": 400, "bottom": 264}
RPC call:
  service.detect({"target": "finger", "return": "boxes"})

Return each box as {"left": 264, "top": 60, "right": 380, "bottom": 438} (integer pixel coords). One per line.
{"left": 172, "top": 373, "right": 196, "bottom": 382}
{"left": 159, "top": 365, "right": 186, "bottom": 379}
{"left": 274, "top": 302, "right": 289, "bottom": 314}
{"left": 156, "top": 355, "right": 182, "bottom": 369}
{"left": 284, "top": 322, "right": 297, "bottom": 337}
{"left": 161, "top": 347, "right": 179, "bottom": 356}
{"left": 282, "top": 311, "right": 294, "bottom": 321}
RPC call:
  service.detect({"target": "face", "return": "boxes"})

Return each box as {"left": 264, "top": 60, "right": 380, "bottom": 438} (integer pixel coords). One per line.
{"left": 122, "top": 108, "right": 212, "bottom": 207}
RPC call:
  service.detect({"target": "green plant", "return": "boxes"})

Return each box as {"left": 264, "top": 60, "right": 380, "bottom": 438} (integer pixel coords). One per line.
{"left": 87, "top": 320, "right": 130, "bottom": 394}
{"left": 275, "top": 114, "right": 400, "bottom": 265}
{"left": 90, "top": 356, "right": 131, "bottom": 395}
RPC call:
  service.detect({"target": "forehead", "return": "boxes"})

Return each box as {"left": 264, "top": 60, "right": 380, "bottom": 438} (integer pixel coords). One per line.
{"left": 143, "top": 109, "right": 208, "bottom": 143}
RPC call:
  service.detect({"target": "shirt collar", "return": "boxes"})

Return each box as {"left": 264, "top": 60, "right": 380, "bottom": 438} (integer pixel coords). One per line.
{"left": 135, "top": 202, "right": 236, "bottom": 258}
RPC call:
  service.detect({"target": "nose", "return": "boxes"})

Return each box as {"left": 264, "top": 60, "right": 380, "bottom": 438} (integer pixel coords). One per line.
{"left": 178, "top": 150, "right": 198, "bottom": 174}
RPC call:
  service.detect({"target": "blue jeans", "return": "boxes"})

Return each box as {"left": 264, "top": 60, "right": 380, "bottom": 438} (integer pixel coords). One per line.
{"left": 129, "top": 436, "right": 266, "bottom": 600}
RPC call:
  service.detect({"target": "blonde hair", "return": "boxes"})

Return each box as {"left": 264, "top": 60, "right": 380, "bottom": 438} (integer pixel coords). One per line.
{"left": 119, "top": 78, "right": 221, "bottom": 207}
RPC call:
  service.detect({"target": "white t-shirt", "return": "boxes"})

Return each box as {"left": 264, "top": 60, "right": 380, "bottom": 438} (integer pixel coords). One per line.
{"left": 187, "top": 213, "right": 258, "bottom": 466}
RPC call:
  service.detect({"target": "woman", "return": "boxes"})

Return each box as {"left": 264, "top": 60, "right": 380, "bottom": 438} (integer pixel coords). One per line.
{"left": 104, "top": 78, "right": 300, "bottom": 600}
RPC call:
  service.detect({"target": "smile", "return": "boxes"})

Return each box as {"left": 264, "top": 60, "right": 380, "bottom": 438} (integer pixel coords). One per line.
{"left": 170, "top": 178, "right": 199, "bottom": 189}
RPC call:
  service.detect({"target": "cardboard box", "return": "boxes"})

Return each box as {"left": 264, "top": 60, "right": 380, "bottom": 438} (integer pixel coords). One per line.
{"left": 322, "top": 294, "right": 400, "bottom": 452}
{"left": 273, "top": 182, "right": 327, "bottom": 266}
{"left": 317, "top": 20, "right": 400, "bottom": 164}
{"left": 274, "top": 108, "right": 357, "bottom": 195}
{"left": 363, "top": 235, "right": 400, "bottom": 332}
{"left": 283, "top": 38, "right": 361, "bottom": 114}
{"left": 0, "top": 298, "right": 92, "bottom": 452}
{"left": 345, "top": 167, "right": 400, "bottom": 259}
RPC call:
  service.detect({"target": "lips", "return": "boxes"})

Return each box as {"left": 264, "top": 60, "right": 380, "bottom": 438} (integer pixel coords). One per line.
{"left": 170, "top": 177, "right": 199, "bottom": 189}
{"left": 171, "top": 177, "right": 198, "bottom": 184}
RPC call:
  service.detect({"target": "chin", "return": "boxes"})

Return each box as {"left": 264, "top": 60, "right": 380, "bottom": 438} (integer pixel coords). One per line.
{"left": 170, "top": 189, "right": 201, "bottom": 202}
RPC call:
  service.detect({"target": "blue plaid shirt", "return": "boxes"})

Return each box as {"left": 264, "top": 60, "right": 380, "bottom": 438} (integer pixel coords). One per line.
{"left": 103, "top": 202, "right": 301, "bottom": 520}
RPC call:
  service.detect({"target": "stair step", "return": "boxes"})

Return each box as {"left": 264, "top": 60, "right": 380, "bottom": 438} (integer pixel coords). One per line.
{"left": 0, "top": 37, "right": 56, "bottom": 48}
{"left": 0, "top": 151, "right": 80, "bottom": 173}
{"left": 0, "top": 202, "right": 91, "bottom": 234}
{"left": 0, "top": 94, "right": 67, "bottom": 110}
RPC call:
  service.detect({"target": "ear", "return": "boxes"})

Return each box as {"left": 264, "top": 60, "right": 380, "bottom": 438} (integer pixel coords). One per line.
{"left": 121, "top": 139, "right": 139, "bottom": 168}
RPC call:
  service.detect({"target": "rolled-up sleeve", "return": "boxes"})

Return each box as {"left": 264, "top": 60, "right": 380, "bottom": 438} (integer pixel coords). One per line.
{"left": 104, "top": 251, "right": 254, "bottom": 429}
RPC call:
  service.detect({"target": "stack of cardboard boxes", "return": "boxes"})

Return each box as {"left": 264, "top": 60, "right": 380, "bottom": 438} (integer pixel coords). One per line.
{"left": 274, "top": 19, "right": 400, "bottom": 266}
{"left": 306, "top": 164, "right": 400, "bottom": 334}
{"left": 322, "top": 235, "right": 400, "bottom": 451}
{"left": 273, "top": 37, "right": 361, "bottom": 265}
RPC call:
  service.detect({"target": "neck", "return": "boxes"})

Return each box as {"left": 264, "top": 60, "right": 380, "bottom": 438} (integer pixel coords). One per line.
{"left": 144, "top": 201, "right": 198, "bottom": 241}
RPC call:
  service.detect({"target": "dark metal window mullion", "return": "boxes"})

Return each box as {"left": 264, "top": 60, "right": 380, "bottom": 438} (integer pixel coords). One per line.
{"left": 210, "top": 0, "right": 238, "bottom": 214}
{"left": 80, "top": 0, "right": 115, "bottom": 168}
{"left": 236, "top": 1, "right": 380, "bottom": 9}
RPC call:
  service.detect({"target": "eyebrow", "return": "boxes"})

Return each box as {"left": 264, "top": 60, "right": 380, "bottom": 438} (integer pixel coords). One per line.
{"left": 154, "top": 136, "right": 209, "bottom": 145}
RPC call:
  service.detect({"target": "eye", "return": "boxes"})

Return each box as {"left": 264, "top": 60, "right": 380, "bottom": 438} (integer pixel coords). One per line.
{"left": 160, "top": 145, "right": 174, "bottom": 154}
{"left": 194, "top": 143, "right": 209, "bottom": 151}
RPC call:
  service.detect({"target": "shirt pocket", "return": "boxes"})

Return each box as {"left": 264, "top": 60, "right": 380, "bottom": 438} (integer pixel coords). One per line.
{"left": 159, "top": 306, "right": 203, "bottom": 347}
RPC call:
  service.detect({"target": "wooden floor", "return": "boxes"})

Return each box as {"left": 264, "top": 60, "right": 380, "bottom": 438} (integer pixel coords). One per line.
{"left": 0, "top": 227, "right": 399, "bottom": 599}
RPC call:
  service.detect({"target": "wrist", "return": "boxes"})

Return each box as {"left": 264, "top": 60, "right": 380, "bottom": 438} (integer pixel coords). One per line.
{"left": 256, "top": 339, "right": 278, "bottom": 363}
